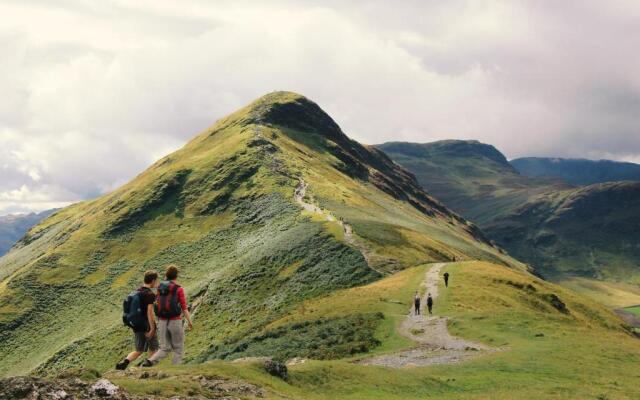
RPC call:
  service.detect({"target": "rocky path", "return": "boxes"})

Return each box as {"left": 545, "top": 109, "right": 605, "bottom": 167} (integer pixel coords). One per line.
{"left": 359, "top": 263, "right": 490, "bottom": 367}
{"left": 294, "top": 180, "right": 380, "bottom": 272}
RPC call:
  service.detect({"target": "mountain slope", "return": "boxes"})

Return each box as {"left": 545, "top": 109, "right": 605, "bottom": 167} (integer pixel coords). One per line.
{"left": 512, "top": 157, "right": 640, "bottom": 185}
{"left": 0, "top": 209, "right": 57, "bottom": 256}
{"left": 379, "top": 140, "right": 640, "bottom": 287}
{"left": 7, "top": 260, "right": 640, "bottom": 399}
{"left": 377, "top": 141, "right": 570, "bottom": 225}
{"left": 0, "top": 92, "right": 518, "bottom": 377}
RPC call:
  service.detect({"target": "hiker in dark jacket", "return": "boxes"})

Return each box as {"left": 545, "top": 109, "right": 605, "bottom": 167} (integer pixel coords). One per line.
{"left": 116, "top": 270, "right": 159, "bottom": 370}
{"left": 413, "top": 291, "right": 421, "bottom": 315}
{"left": 143, "top": 265, "right": 193, "bottom": 366}
{"left": 443, "top": 272, "right": 450, "bottom": 287}
{"left": 427, "top": 293, "right": 434, "bottom": 315}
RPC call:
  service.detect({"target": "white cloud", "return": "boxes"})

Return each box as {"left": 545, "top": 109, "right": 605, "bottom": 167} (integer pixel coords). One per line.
{"left": 0, "top": 0, "right": 639, "bottom": 215}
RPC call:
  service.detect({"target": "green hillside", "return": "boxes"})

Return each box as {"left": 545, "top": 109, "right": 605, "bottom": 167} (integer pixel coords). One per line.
{"left": 0, "top": 92, "right": 517, "bottom": 377}
{"left": 379, "top": 141, "right": 640, "bottom": 294}
{"left": 377, "top": 141, "right": 570, "bottom": 225}
{"left": 7, "top": 261, "right": 640, "bottom": 399}
{"left": 512, "top": 157, "right": 640, "bottom": 185}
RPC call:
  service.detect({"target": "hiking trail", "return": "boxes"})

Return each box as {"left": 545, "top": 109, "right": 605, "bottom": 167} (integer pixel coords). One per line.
{"left": 294, "top": 180, "right": 382, "bottom": 273}
{"left": 358, "top": 263, "right": 490, "bottom": 367}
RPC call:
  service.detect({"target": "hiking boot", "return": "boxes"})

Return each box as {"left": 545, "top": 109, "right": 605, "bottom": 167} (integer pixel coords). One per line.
{"left": 115, "top": 359, "right": 130, "bottom": 370}
{"left": 141, "top": 359, "right": 154, "bottom": 368}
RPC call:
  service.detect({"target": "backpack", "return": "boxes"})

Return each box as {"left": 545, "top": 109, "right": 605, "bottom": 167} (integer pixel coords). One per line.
{"left": 122, "top": 288, "right": 149, "bottom": 332}
{"left": 157, "top": 281, "right": 182, "bottom": 319}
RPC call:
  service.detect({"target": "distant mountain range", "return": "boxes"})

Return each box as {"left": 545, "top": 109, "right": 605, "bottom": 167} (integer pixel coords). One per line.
{"left": 379, "top": 140, "right": 640, "bottom": 292}
{"left": 511, "top": 157, "right": 640, "bottom": 185}
{"left": 0, "top": 210, "right": 57, "bottom": 256}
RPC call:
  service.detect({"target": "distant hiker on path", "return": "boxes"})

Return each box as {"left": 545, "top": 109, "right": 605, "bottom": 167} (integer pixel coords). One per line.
{"left": 427, "top": 293, "right": 433, "bottom": 315}
{"left": 143, "top": 265, "right": 194, "bottom": 367}
{"left": 414, "top": 291, "right": 421, "bottom": 315}
{"left": 116, "top": 270, "right": 159, "bottom": 370}
{"left": 444, "top": 272, "right": 450, "bottom": 287}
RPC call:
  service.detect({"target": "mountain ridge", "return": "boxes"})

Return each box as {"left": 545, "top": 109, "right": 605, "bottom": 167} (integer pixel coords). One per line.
{"left": 0, "top": 92, "right": 518, "bottom": 376}
{"left": 511, "top": 156, "right": 640, "bottom": 185}
{"left": 379, "top": 139, "right": 640, "bottom": 288}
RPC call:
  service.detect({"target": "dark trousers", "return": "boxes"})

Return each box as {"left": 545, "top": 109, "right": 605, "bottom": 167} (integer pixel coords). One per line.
{"left": 414, "top": 303, "right": 420, "bottom": 315}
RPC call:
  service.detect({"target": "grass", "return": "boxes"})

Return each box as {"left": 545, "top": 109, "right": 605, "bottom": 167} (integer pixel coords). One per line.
{"left": 624, "top": 305, "right": 640, "bottom": 317}
{"left": 380, "top": 141, "right": 640, "bottom": 288}
{"left": 0, "top": 92, "right": 520, "bottom": 380}
{"left": 556, "top": 277, "right": 640, "bottom": 308}
{"left": 4, "top": 92, "right": 638, "bottom": 398}
{"left": 97, "top": 261, "right": 640, "bottom": 399}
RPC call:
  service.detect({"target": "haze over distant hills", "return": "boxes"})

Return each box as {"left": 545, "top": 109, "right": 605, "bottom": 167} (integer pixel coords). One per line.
{"left": 379, "top": 140, "right": 640, "bottom": 299}
{"left": 512, "top": 157, "right": 640, "bottom": 185}
{"left": 0, "top": 210, "right": 57, "bottom": 257}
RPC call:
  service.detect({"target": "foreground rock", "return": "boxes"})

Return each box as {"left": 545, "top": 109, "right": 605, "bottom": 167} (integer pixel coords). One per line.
{"left": 0, "top": 374, "right": 265, "bottom": 399}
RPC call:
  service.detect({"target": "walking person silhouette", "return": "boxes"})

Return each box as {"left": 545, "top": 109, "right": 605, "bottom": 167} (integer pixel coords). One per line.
{"left": 427, "top": 293, "right": 433, "bottom": 315}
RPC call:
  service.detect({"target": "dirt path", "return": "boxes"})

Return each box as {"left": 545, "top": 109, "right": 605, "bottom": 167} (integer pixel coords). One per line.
{"left": 294, "top": 180, "right": 381, "bottom": 272}
{"left": 359, "top": 263, "right": 490, "bottom": 367}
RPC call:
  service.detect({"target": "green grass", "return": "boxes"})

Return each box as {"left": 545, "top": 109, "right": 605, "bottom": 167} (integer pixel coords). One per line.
{"left": 96, "top": 261, "right": 640, "bottom": 399}
{"left": 625, "top": 305, "right": 640, "bottom": 317}
{"left": 556, "top": 277, "right": 640, "bottom": 308}
{"left": 380, "top": 141, "right": 640, "bottom": 292}
{"left": 0, "top": 92, "right": 518, "bottom": 377}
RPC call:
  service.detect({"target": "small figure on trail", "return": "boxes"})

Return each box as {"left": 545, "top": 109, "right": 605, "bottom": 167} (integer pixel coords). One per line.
{"left": 427, "top": 293, "right": 433, "bottom": 315}
{"left": 413, "top": 291, "right": 421, "bottom": 315}
{"left": 443, "top": 272, "right": 450, "bottom": 288}
{"left": 116, "top": 270, "right": 160, "bottom": 370}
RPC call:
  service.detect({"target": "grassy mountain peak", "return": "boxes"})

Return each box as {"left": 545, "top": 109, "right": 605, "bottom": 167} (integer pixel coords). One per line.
{"left": 0, "top": 93, "right": 517, "bottom": 376}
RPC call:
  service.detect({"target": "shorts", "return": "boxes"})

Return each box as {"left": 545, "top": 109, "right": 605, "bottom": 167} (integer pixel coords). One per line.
{"left": 134, "top": 331, "right": 160, "bottom": 353}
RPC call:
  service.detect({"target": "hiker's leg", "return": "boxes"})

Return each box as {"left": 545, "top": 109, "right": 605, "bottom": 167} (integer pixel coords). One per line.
{"left": 126, "top": 351, "right": 142, "bottom": 361}
{"left": 149, "top": 319, "right": 170, "bottom": 364}
{"left": 147, "top": 332, "right": 160, "bottom": 359}
{"left": 168, "top": 320, "right": 185, "bottom": 365}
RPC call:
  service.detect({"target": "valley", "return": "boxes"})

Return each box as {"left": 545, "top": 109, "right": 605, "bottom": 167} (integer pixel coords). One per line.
{"left": 380, "top": 140, "right": 640, "bottom": 308}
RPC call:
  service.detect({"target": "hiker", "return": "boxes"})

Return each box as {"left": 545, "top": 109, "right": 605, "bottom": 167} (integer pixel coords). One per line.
{"left": 444, "top": 272, "right": 450, "bottom": 287}
{"left": 116, "top": 270, "right": 160, "bottom": 370}
{"left": 143, "top": 265, "right": 194, "bottom": 367}
{"left": 413, "top": 291, "right": 421, "bottom": 315}
{"left": 427, "top": 293, "right": 433, "bottom": 315}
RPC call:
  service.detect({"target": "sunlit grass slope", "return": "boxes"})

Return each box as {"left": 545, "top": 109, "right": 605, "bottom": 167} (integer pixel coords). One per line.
{"left": 0, "top": 92, "right": 518, "bottom": 377}
{"left": 105, "top": 261, "right": 640, "bottom": 399}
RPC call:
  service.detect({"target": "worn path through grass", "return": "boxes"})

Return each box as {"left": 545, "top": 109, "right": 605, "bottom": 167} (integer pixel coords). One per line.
{"left": 358, "top": 263, "right": 491, "bottom": 367}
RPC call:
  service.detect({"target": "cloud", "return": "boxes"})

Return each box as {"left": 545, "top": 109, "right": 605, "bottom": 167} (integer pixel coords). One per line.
{"left": 0, "top": 0, "right": 639, "bottom": 214}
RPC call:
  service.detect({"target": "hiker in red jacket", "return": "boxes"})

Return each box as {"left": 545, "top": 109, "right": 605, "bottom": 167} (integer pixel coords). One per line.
{"left": 143, "top": 265, "right": 193, "bottom": 366}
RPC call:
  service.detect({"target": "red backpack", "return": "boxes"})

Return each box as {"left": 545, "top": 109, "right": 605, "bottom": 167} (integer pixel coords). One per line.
{"left": 157, "top": 281, "right": 182, "bottom": 318}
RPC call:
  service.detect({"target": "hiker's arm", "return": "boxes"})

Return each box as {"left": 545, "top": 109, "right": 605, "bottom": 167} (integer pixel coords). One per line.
{"left": 145, "top": 304, "right": 156, "bottom": 337}
{"left": 178, "top": 288, "right": 193, "bottom": 330}
{"left": 184, "top": 308, "right": 193, "bottom": 330}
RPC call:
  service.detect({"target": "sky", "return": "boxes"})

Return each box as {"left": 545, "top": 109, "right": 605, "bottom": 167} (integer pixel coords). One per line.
{"left": 1, "top": 0, "right": 640, "bottom": 215}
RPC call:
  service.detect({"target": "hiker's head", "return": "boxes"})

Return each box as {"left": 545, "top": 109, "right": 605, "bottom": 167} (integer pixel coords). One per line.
{"left": 144, "top": 270, "right": 159, "bottom": 287}
{"left": 165, "top": 264, "right": 179, "bottom": 281}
